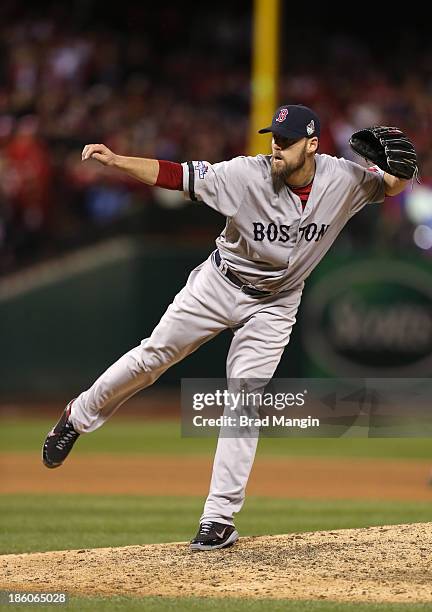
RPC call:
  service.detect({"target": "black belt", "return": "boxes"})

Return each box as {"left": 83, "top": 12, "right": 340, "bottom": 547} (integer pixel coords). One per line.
{"left": 214, "top": 250, "right": 272, "bottom": 297}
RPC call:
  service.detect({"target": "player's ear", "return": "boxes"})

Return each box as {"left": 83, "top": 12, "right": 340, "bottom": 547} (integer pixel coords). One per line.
{"left": 307, "top": 137, "right": 319, "bottom": 154}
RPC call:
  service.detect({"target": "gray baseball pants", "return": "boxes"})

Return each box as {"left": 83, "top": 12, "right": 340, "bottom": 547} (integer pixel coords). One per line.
{"left": 71, "top": 253, "right": 302, "bottom": 525}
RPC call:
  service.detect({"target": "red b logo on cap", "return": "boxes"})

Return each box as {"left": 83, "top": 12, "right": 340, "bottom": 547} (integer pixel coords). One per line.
{"left": 276, "top": 108, "right": 289, "bottom": 123}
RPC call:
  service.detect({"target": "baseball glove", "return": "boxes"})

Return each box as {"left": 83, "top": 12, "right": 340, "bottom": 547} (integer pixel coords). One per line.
{"left": 349, "top": 126, "right": 419, "bottom": 180}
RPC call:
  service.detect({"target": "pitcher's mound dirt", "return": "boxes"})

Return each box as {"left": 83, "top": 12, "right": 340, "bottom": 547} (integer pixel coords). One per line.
{"left": 2, "top": 523, "right": 431, "bottom": 603}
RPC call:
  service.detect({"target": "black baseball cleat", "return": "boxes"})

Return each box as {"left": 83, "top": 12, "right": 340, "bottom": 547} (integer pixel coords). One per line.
{"left": 190, "top": 521, "right": 239, "bottom": 551}
{"left": 42, "top": 401, "right": 80, "bottom": 469}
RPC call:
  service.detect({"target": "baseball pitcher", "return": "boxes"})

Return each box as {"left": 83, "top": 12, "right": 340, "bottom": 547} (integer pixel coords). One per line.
{"left": 42, "top": 104, "right": 418, "bottom": 550}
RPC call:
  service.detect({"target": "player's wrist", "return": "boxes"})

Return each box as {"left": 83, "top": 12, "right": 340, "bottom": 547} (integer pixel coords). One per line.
{"left": 110, "top": 153, "right": 121, "bottom": 168}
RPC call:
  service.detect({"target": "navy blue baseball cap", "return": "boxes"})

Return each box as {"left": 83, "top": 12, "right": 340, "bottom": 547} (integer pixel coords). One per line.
{"left": 259, "top": 104, "right": 320, "bottom": 139}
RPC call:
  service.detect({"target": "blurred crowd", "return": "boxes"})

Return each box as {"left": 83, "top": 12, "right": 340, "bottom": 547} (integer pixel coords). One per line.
{"left": 0, "top": 3, "right": 431, "bottom": 274}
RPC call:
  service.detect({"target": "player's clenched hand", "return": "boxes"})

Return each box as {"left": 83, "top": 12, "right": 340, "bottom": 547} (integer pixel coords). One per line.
{"left": 81, "top": 143, "right": 116, "bottom": 166}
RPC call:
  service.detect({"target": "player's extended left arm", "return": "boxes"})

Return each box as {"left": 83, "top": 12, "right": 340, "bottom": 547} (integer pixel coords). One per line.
{"left": 383, "top": 173, "right": 410, "bottom": 197}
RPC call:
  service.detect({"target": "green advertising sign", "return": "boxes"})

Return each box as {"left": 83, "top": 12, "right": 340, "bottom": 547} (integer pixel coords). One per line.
{"left": 303, "top": 257, "right": 432, "bottom": 376}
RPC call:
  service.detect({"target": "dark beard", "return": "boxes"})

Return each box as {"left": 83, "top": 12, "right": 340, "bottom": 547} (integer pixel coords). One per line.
{"left": 271, "top": 163, "right": 291, "bottom": 192}
{"left": 271, "top": 151, "right": 307, "bottom": 193}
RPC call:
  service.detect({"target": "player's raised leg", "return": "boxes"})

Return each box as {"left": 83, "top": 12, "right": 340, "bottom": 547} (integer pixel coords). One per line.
{"left": 42, "top": 257, "right": 229, "bottom": 468}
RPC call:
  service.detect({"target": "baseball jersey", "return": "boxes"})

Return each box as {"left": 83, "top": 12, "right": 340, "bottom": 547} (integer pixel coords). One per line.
{"left": 181, "top": 154, "right": 385, "bottom": 293}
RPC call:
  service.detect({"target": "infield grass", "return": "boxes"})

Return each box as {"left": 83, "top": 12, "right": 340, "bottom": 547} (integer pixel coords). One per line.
{"left": 1, "top": 418, "right": 432, "bottom": 459}
{"left": 1, "top": 494, "right": 432, "bottom": 554}
{"left": 67, "top": 598, "right": 432, "bottom": 611}
{"left": 3, "top": 595, "right": 432, "bottom": 611}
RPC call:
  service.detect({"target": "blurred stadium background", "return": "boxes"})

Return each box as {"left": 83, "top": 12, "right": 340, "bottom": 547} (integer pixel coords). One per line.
{"left": 0, "top": 2, "right": 431, "bottom": 609}
{"left": 0, "top": 1, "right": 431, "bottom": 395}
{"left": 0, "top": 1, "right": 432, "bottom": 398}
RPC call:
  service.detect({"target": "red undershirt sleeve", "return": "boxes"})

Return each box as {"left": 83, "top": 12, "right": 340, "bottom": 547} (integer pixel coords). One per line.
{"left": 155, "top": 160, "right": 183, "bottom": 190}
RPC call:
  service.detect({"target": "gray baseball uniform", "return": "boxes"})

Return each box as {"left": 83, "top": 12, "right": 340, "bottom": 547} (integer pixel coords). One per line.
{"left": 70, "top": 152, "right": 384, "bottom": 525}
